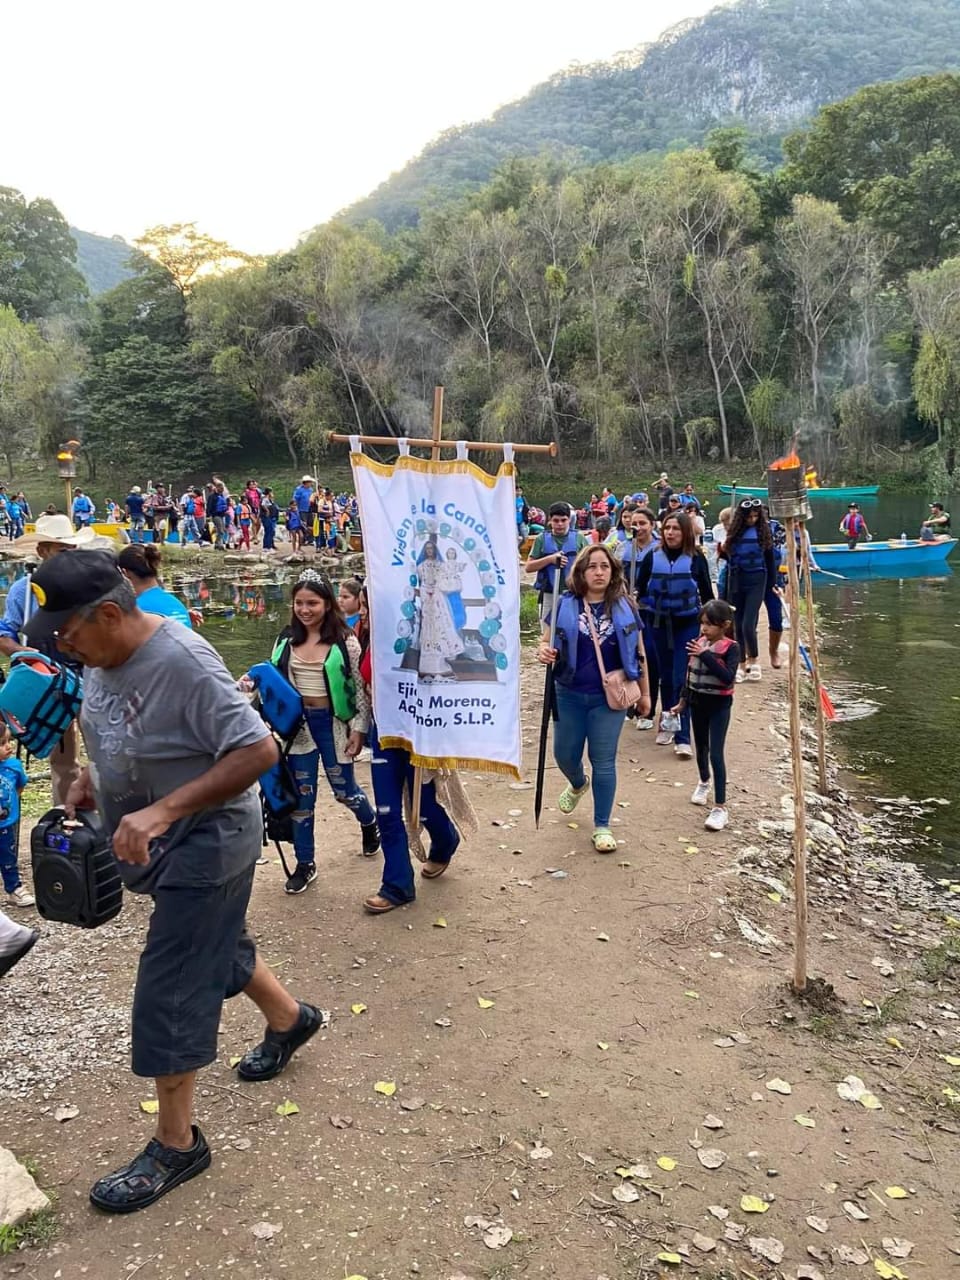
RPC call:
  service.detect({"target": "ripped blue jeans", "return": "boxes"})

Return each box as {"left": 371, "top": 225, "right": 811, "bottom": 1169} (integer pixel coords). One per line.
{"left": 291, "top": 707, "right": 376, "bottom": 864}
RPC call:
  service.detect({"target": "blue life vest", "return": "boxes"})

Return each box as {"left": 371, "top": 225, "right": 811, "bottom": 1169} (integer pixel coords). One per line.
{"left": 728, "top": 525, "right": 766, "bottom": 578}
{"left": 534, "top": 530, "right": 580, "bottom": 595}
{"left": 648, "top": 549, "right": 700, "bottom": 621}
{"left": 0, "top": 652, "right": 83, "bottom": 759}
{"left": 553, "top": 595, "right": 641, "bottom": 686}
{"left": 248, "top": 660, "right": 304, "bottom": 741}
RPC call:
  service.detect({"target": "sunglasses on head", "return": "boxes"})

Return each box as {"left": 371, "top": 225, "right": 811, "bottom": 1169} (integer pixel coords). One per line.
{"left": 740, "top": 498, "right": 762, "bottom": 510}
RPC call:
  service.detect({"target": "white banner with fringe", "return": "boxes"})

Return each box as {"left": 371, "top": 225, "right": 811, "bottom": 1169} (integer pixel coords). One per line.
{"left": 352, "top": 451, "right": 521, "bottom": 778}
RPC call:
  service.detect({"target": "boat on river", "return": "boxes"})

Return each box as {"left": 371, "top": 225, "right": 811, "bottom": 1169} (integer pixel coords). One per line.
{"left": 811, "top": 537, "right": 956, "bottom": 577}
{"left": 718, "top": 484, "right": 880, "bottom": 500}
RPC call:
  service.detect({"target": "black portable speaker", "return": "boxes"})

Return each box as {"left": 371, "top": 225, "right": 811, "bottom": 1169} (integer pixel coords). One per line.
{"left": 31, "top": 808, "right": 123, "bottom": 928}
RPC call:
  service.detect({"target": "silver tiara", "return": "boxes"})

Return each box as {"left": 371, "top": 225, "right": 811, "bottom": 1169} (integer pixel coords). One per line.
{"left": 295, "top": 568, "right": 330, "bottom": 589}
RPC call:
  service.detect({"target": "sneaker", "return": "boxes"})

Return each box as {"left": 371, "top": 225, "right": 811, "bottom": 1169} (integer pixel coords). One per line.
{"left": 704, "top": 806, "right": 729, "bottom": 831}
{"left": 691, "top": 780, "right": 710, "bottom": 806}
{"left": 7, "top": 886, "right": 35, "bottom": 909}
{"left": 655, "top": 730, "right": 674, "bottom": 746}
{"left": 285, "top": 862, "right": 317, "bottom": 894}
{"left": 735, "top": 668, "right": 745, "bottom": 683}
{"left": 558, "top": 777, "right": 590, "bottom": 814}
{"left": 236, "top": 1001, "right": 325, "bottom": 1082}
{"left": 0, "top": 926, "right": 39, "bottom": 978}
{"left": 747, "top": 664, "right": 762, "bottom": 682}
{"left": 361, "top": 821, "right": 381, "bottom": 856}
{"left": 674, "top": 743, "right": 693, "bottom": 759}
{"left": 635, "top": 717, "right": 655, "bottom": 731}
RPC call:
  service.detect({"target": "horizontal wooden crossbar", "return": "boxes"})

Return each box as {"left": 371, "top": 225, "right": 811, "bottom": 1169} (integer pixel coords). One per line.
{"left": 328, "top": 431, "right": 556, "bottom": 456}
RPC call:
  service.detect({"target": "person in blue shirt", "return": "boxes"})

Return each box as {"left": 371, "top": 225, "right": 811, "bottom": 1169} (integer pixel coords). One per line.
{"left": 292, "top": 476, "right": 316, "bottom": 546}
{"left": 117, "top": 543, "right": 193, "bottom": 627}
{"left": 0, "top": 729, "right": 32, "bottom": 908}
{"left": 0, "top": 513, "right": 83, "bottom": 807}
{"left": 678, "top": 484, "right": 701, "bottom": 508}
{"left": 72, "top": 487, "right": 96, "bottom": 529}
{"left": 126, "top": 486, "right": 147, "bottom": 543}
{"left": 5, "top": 496, "right": 23, "bottom": 540}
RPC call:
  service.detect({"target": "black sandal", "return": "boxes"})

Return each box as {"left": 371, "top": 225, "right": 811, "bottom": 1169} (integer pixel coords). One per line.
{"left": 237, "top": 1001, "right": 325, "bottom": 1081}
{"left": 89, "top": 1126, "right": 210, "bottom": 1214}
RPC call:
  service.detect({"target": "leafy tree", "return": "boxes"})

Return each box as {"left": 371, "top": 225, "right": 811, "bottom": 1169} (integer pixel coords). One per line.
{"left": 135, "top": 223, "right": 251, "bottom": 296}
{"left": 0, "top": 187, "right": 87, "bottom": 320}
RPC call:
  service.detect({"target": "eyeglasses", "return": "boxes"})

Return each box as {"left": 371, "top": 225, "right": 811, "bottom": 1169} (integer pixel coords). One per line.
{"left": 739, "top": 498, "right": 762, "bottom": 510}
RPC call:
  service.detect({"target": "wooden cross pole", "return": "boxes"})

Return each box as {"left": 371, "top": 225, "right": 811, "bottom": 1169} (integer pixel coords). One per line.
{"left": 799, "top": 521, "right": 828, "bottom": 794}
{"left": 328, "top": 385, "right": 557, "bottom": 835}
{"left": 784, "top": 515, "right": 809, "bottom": 995}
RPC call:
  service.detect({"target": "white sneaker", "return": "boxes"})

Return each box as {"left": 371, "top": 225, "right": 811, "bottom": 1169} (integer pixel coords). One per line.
{"left": 691, "top": 781, "right": 710, "bottom": 806}
{"left": 735, "top": 668, "right": 745, "bottom": 683}
{"left": 674, "top": 743, "right": 693, "bottom": 759}
{"left": 635, "top": 717, "right": 655, "bottom": 731}
{"left": 747, "top": 664, "right": 762, "bottom": 682}
{"left": 704, "top": 806, "right": 729, "bottom": 831}
{"left": 7, "top": 886, "right": 35, "bottom": 909}
{"left": 655, "top": 730, "right": 674, "bottom": 746}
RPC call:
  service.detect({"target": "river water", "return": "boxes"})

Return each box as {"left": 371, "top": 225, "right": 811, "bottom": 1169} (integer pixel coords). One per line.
{"left": 1, "top": 491, "right": 957, "bottom": 865}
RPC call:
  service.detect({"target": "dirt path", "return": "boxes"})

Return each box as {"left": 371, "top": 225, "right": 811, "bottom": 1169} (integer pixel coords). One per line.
{"left": 4, "top": 655, "right": 960, "bottom": 1279}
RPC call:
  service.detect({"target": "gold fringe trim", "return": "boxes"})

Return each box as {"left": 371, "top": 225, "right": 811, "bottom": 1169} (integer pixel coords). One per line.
{"left": 378, "top": 736, "right": 521, "bottom": 780}
{"left": 351, "top": 452, "right": 515, "bottom": 488}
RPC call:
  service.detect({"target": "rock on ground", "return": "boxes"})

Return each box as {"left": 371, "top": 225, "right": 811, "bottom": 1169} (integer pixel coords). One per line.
{"left": 0, "top": 1147, "right": 49, "bottom": 1226}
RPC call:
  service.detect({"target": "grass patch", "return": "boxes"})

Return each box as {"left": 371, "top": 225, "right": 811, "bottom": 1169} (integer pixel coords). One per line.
{"left": 519, "top": 589, "right": 540, "bottom": 634}
{"left": 0, "top": 1206, "right": 58, "bottom": 1254}
{"left": 873, "top": 990, "right": 911, "bottom": 1024}
{"left": 918, "top": 935, "right": 960, "bottom": 983}
{"left": 806, "top": 1011, "right": 844, "bottom": 1040}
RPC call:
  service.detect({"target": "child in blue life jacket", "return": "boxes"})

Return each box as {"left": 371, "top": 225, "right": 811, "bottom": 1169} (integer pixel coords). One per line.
{"left": 286, "top": 502, "right": 303, "bottom": 552}
{"left": 670, "top": 600, "right": 740, "bottom": 833}
{"left": 0, "top": 730, "right": 32, "bottom": 907}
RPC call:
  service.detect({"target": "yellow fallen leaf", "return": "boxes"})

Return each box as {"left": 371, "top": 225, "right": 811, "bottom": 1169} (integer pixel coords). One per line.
{"left": 767, "top": 891, "right": 782, "bottom": 903}
{"left": 139, "top": 1099, "right": 159, "bottom": 1115}
{"left": 794, "top": 1114, "right": 816, "bottom": 1128}
{"left": 228, "top": 1055, "right": 242, "bottom": 1068}
{"left": 766, "top": 1077, "right": 792, "bottom": 1094}
{"left": 373, "top": 1081, "right": 396, "bottom": 1097}
{"left": 344, "top": 1276, "right": 369, "bottom": 1280}
{"left": 874, "top": 1261, "right": 907, "bottom": 1280}
{"left": 567, "top": 822, "right": 579, "bottom": 829}
{"left": 684, "top": 990, "right": 700, "bottom": 999}
{"left": 534, "top": 1088, "right": 550, "bottom": 1097}
{"left": 885, "top": 1185, "right": 909, "bottom": 1199}
{"left": 684, "top": 845, "right": 699, "bottom": 855}
{"left": 275, "top": 1099, "right": 300, "bottom": 1116}
{"left": 657, "top": 1254, "right": 682, "bottom": 1266}
{"left": 433, "top": 916, "right": 447, "bottom": 928}
{"left": 597, "top": 1041, "right": 610, "bottom": 1050}
{"left": 351, "top": 1002, "right": 367, "bottom": 1015}
{"left": 939, "top": 1053, "right": 960, "bottom": 1066}
{"left": 860, "top": 1092, "right": 883, "bottom": 1110}
{"left": 946, "top": 915, "right": 960, "bottom": 928}
{"left": 477, "top": 996, "right": 495, "bottom": 1009}
{"left": 740, "top": 1194, "right": 769, "bottom": 1213}
{"left": 944, "top": 1086, "right": 960, "bottom": 1102}
{"left": 886, "top": 1036, "right": 904, "bottom": 1050}
{"left": 656, "top": 1155, "right": 677, "bottom": 1171}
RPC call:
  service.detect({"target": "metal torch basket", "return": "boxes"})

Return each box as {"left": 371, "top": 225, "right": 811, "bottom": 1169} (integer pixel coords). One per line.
{"left": 766, "top": 465, "right": 812, "bottom": 521}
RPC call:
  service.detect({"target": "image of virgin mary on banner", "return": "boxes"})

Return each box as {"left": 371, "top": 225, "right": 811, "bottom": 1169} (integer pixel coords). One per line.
{"left": 352, "top": 447, "right": 522, "bottom": 778}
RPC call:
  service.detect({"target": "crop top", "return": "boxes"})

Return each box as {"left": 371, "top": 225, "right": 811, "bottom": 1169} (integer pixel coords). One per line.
{"left": 289, "top": 650, "right": 329, "bottom": 699}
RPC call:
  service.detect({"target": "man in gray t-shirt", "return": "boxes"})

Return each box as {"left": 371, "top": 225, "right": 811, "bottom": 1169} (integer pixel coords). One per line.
{"left": 26, "top": 551, "right": 323, "bottom": 1215}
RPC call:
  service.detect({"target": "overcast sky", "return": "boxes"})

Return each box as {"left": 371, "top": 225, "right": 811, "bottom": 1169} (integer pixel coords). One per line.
{"left": 7, "top": 0, "right": 719, "bottom": 254}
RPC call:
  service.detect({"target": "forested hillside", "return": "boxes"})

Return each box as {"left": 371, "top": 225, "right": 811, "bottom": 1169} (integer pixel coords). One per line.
{"left": 70, "top": 228, "right": 134, "bottom": 295}
{"left": 346, "top": 0, "right": 960, "bottom": 228}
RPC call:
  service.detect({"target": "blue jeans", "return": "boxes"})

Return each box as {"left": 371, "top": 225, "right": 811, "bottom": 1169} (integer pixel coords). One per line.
{"left": 553, "top": 686, "right": 626, "bottom": 827}
{"left": 291, "top": 708, "right": 375, "bottom": 864}
{"left": 0, "top": 824, "right": 21, "bottom": 893}
{"left": 369, "top": 726, "right": 459, "bottom": 904}
{"left": 653, "top": 618, "right": 700, "bottom": 746}
{"left": 180, "top": 514, "right": 200, "bottom": 543}
{"left": 262, "top": 517, "right": 277, "bottom": 550}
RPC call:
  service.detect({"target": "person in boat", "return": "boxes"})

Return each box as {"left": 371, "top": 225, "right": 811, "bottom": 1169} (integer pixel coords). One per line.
{"left": 920, "top": 502, "right": 951, "bottom": 541}
{"left": 719, "top": 498, "right": 777, "bottom": 683}
{"left": 839, "top": 503, "right": 870, "bottom": 550}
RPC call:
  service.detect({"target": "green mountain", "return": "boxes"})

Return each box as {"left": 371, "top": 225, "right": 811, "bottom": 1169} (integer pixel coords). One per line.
{"left": 70, "top": 227, "right": 135, "bottom": 294}
{"left": 345, "top": 0, "right": 960, "bottom": 229}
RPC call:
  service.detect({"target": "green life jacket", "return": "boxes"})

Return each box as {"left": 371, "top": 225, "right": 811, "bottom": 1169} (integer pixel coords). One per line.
{"left": 272, "top": 634, "right": 358, "bottom": 724}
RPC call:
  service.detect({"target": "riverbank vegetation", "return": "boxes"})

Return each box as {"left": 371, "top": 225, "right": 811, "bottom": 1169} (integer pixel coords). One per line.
{"left": 6, "top": 75, "right": 960, "bottom": 491}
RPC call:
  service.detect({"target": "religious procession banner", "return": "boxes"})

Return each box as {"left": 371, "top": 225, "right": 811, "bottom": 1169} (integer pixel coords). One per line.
{"left": 352, "top": 450, "right": 522, "bottom": 778}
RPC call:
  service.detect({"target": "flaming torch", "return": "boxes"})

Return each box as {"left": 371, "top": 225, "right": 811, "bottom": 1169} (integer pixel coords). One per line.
{"left": 56, "top": 441, "right": 81, "bottom": 520}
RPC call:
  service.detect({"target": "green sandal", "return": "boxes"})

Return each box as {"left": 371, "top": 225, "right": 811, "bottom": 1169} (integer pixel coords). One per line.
{"left": 592, "top": 828, "right": 618, "bottom": 853}
{"left": 558, "top": 776, "right": 590, "bottom": 815}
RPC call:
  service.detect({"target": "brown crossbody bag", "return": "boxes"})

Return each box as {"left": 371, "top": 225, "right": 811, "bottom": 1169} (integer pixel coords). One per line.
{"left": 584, "top": 604, "right": 643, "bottom": 711}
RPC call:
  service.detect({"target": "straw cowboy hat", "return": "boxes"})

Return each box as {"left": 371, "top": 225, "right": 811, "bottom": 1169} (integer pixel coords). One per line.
{"left": 12, "top": 514, "right": 115, "bottom": 556}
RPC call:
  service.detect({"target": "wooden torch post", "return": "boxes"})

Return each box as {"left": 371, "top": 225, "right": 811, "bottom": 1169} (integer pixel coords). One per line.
{"left": 799, "top": 522, "right": 828, "bottom": 794}
{"left": 785, "top": 515, "right": 808, "bottom": 994}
